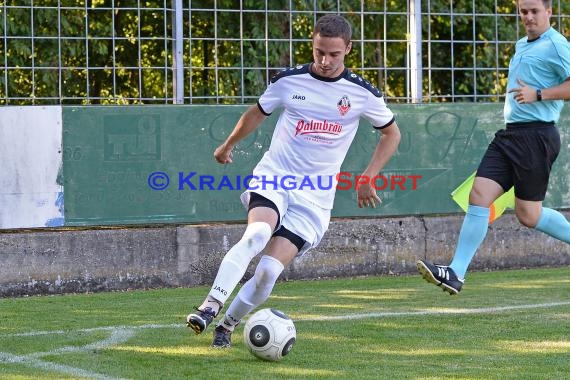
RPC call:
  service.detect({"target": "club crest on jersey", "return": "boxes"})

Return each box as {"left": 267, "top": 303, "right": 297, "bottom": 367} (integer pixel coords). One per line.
{"left": 337, "top": 95, "right": 351, "bottom": 116}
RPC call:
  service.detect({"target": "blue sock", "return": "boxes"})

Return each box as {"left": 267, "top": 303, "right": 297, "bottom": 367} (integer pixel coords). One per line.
{"left": 449, "top": 205, "right": 490, "bottom": 280}
{"left": 535, "top": 207, "right": 570, "bottom": 243}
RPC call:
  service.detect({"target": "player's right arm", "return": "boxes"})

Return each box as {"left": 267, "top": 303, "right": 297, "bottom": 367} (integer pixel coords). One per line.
{"left": 214, "top": 104, "right": 267, "bottom": 164}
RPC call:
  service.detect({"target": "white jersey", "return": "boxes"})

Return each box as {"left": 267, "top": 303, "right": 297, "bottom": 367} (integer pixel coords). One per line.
{"left": 251, "top": 63, "right": 395, "bottom": 209}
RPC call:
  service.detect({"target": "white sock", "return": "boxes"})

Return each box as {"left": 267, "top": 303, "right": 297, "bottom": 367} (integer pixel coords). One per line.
{"left": 219, "top": 255, "right": 284, "bottom": 331}
{"left": 204, "top": 222, "right": 272, "bottom": 308}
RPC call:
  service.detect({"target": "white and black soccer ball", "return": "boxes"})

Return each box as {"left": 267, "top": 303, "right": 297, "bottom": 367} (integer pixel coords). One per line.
{"left": 243, "top": 308, "right": 296, "bottom": 361}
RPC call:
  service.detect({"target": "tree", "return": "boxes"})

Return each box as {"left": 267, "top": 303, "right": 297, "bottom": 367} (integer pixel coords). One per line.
{"left": 1, "top": 0, "right": 566, "bottom": 105}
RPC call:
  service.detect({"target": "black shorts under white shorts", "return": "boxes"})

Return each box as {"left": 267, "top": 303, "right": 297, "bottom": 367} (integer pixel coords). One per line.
{"left": 247, "top": 192, "right": 306, "bottom": 251}
{"left": 476, "top": 121, "right": 561, "bottom": 201}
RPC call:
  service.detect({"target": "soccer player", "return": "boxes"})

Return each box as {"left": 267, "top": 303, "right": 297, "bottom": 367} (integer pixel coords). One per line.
{"left": 417, "top": 0, "right": 570, "bottom": 295}
{"left": 186, "top": 14, "right": 401, "bottom": 347}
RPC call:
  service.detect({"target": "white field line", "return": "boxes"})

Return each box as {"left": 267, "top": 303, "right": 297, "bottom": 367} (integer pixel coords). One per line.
{"left": 1, "top": 300, "right": 569, "bottom": 379}
{"left": 26, "top": 328, "right": 135, "bottom": 358}
{"left": 2, "top": 300, "right": 570, "bottom": 339}
{"left": 3, "top": 323, "right": 181, "bottom": 338}
{"left": 0, "top": 351, "right": 127, "bottom": 380}
{"left": 0, "top": 329, "right": 135, "bottom": 380}
{"left": 301, "top": 300, "right": 570, "bottom": 321}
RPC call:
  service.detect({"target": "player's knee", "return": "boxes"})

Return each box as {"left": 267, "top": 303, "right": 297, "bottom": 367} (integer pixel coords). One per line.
{"left": 515, "top": 209, "right": 539, "bottom": 228}
{"left": 241, "top": 222, "right": 272, "bottom": 253}
{"left": 516, "top": 215, "right": 537, "bottom": 228}
{"left": 243, "top": 256, "right": 284, "bottom": 306}
{"left": 254, "top": 255, "right": 285, "bottom": 287}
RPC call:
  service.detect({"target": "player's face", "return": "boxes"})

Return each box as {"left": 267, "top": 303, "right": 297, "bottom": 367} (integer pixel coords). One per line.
{"left": 518, "top": 0, "right": 552, "bottom": 39}
{"left": 312, "top": 34, "right": 351, "bottom": 78}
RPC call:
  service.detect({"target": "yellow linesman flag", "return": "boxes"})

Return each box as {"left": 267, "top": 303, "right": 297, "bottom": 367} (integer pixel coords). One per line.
{"left": 451, "top": 172, "right": 515, "bottom": 224}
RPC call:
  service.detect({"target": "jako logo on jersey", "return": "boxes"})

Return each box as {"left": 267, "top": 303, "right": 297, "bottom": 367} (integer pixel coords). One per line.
{"left": 291, "top": 93, "right": 306, "bottom": 100}
{"left": 295, "top": 119, "right": 343, "bottom": 136}
{"left": 337, "top": 95, "right": 351, "bottom": 116}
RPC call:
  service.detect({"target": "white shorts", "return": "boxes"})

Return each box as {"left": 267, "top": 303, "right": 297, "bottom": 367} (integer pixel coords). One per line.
{"left": 240, "top": 188, "right": 331, "bottom": 257}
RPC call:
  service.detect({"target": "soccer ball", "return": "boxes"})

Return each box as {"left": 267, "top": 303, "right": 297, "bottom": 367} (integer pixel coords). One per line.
{"left": 243, "top": 308, "right": 296, "bottom": 361}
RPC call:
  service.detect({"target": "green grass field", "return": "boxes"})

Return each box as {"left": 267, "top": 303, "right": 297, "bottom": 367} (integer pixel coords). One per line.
{"left": 1, "top": 267, "right": 569, "bottom": 380}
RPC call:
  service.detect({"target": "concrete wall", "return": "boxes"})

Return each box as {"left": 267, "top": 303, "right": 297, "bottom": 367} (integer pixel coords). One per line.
{"left": 2, "top": 211, "right": 569, "bottom": 297}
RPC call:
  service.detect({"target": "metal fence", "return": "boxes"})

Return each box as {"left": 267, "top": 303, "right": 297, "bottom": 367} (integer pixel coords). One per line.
{"left": 1, "top": 1, "right": 569, "bottom": 104}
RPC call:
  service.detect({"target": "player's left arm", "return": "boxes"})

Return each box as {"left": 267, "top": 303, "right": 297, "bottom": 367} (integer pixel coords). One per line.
{"left": 356, "top": 121, "right": 401, "bottom": 208}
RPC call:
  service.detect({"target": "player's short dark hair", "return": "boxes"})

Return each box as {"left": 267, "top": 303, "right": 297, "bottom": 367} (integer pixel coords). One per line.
{"left": 313, "top": 14, "right": 352, "bottom": 46}
{"left": 517, "top": 0, "right": 552, "bottom": 12}
{"left": 524, "top": 0, "right": 552, "bottom": 8}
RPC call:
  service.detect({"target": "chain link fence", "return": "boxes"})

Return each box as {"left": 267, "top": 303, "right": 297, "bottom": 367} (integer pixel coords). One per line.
{"left": 1, "top": 1, "right": 569, "bottom": 104}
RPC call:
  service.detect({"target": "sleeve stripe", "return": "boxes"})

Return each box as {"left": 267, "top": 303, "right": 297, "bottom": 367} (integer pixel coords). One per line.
{"left": 373, "top": 117, "right": 395, "bottom": 129}
{"left": 257, "top": 101, "right": 271, "bottom": 116}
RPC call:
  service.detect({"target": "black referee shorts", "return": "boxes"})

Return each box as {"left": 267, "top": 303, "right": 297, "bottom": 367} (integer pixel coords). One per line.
{"left": 476, "top": 122, "right": 561, "bottom": 201}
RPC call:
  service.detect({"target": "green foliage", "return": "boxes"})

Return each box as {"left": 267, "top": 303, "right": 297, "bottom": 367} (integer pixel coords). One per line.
{"left": 0, "top": 1, "right": 562, "bottom": 104}
{"left": 0, "top": 0, "right": 171, "bottom": 104}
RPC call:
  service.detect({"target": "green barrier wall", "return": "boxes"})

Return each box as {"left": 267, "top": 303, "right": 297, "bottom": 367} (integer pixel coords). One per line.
{"left": 62, "top": 104, "right": 570, "bottom": 226}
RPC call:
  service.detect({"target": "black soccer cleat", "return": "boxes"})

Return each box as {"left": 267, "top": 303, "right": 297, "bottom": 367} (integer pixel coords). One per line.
{"left": 186, "top": 307, "right": 217, "bottom": 335}
{"left": 416, "top": 260, "right": 464, "bottom": 295}
{"left": 212, "top": 325, "right": 232, "bottom": 348}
